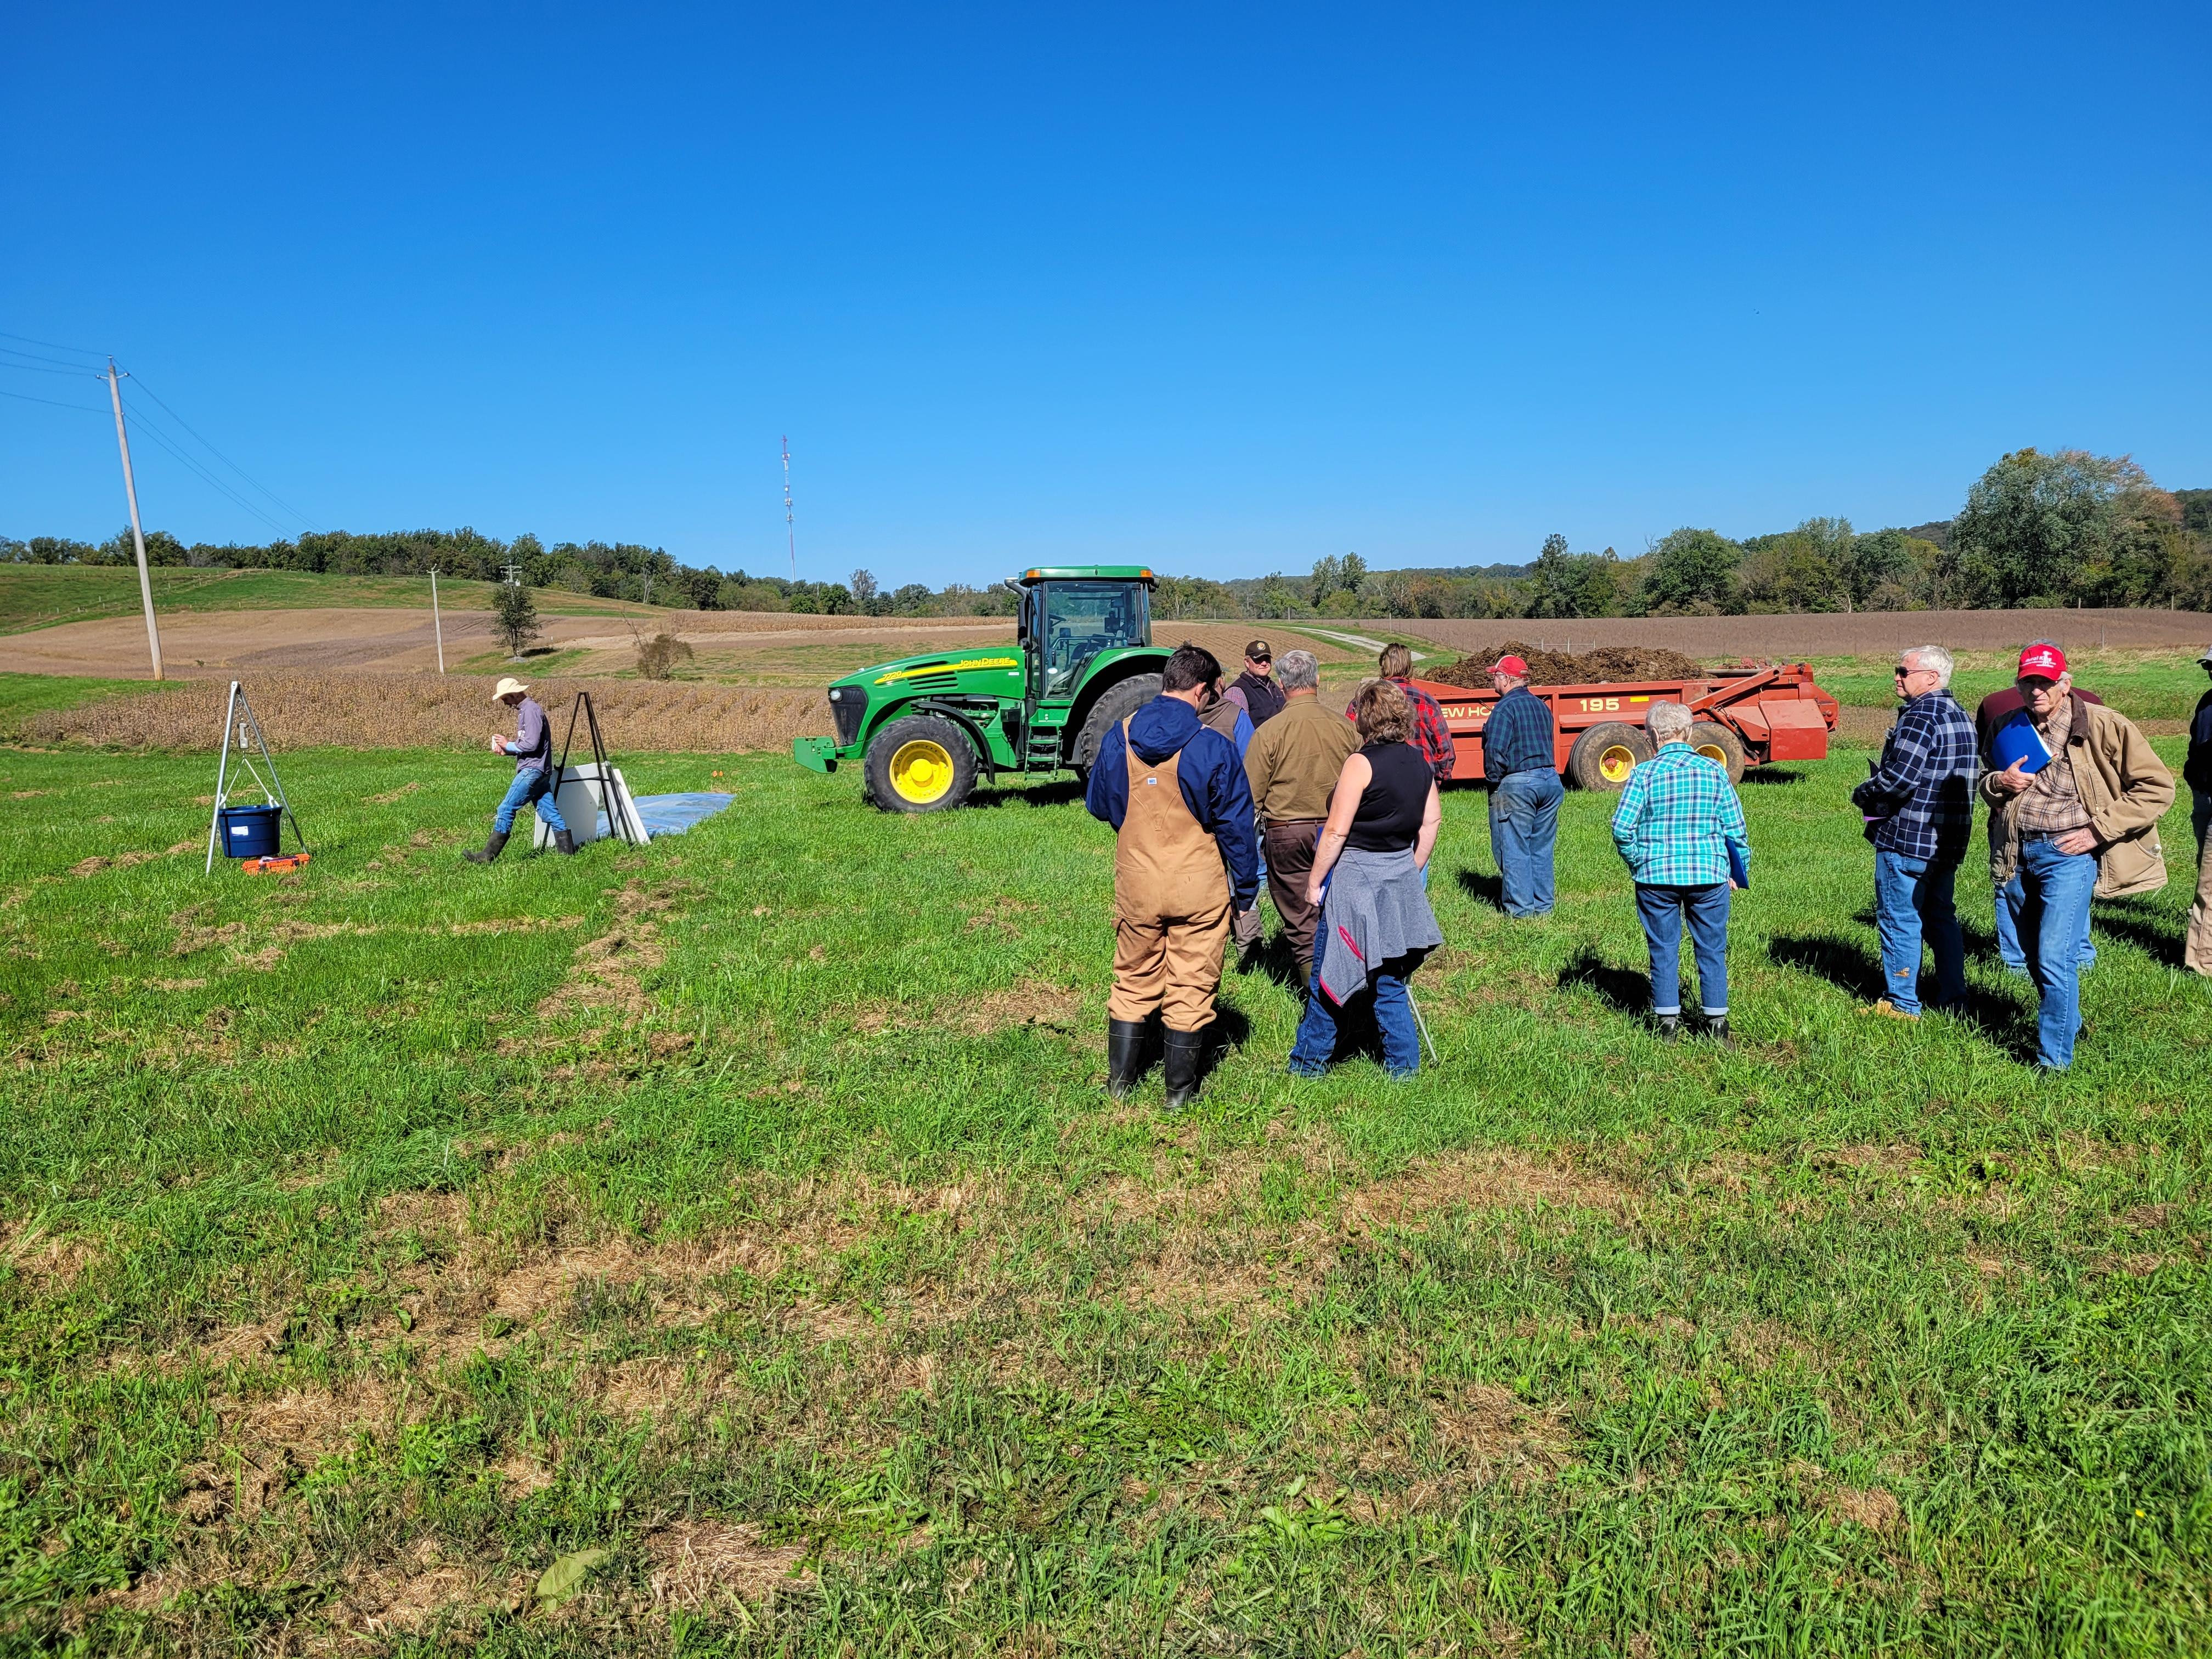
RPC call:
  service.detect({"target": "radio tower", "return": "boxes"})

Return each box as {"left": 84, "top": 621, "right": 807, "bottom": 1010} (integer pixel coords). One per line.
{"left": 781, "top": 436, "right": 797, "bottom": 581}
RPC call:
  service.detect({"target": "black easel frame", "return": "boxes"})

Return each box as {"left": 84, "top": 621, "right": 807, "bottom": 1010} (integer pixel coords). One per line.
{"left": 549, "top": 691, "right": 643, "bottom": 848}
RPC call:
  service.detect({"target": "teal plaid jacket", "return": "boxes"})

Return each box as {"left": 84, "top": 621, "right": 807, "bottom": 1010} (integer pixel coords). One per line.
{"left": 1611, "top": 743, "right": 1750, "bottom": 888}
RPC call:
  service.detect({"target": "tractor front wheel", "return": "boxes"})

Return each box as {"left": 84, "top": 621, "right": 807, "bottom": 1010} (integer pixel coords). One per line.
{"left": 1687, "top": 720, "right": 1748, "bottom": 785}
{"left": 1567, "top": 721, "right": 1652, "bottom": 791}
{"left": 864, "top": 715, "right": 979, "bottom": 812}
{"left": 1070, "top": 673, "right": 1164, "bottom": 779}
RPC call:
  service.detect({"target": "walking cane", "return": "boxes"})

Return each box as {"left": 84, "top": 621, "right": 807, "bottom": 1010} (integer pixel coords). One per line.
{"left": 1406, "top": 984, "right": 1440, "bottom": 1064}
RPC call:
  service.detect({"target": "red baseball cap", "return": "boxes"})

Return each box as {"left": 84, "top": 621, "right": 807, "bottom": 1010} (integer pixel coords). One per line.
{"left": 1491, "top": 654, "right": 1530, "bottom": 676}
{"left": 2017, "top": 644, "right": 2067, "bottom": 679}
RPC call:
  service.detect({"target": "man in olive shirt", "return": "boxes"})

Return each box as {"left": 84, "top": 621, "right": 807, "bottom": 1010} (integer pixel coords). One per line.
{"left": 1243, "top": 650, "right": 1362, "bottom": 983}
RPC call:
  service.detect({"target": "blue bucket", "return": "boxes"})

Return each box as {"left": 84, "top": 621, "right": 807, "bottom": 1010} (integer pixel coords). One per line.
{"left": 218, "top": 804, "right": 283, "bottom": 859}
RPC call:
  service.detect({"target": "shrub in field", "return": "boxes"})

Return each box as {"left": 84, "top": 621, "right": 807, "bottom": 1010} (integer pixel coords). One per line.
{"left": 492, "top": 582, "right": 541, "bottom": 658}
{"left": 634, "top": 629, "right": 695, "bottom": 680}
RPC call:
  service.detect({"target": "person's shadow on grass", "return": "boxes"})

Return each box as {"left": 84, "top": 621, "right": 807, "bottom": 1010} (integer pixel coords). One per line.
{"left": 1767, "top": 930, "right": 2038, "bottom": 1059}
{"left": 1455, "top": 867, "right": 1505, "bottom": 913}
{"left": 1558, "top": 950, "right": 1650, "bottom": 1015}
{"left": 2092, "top": 898, "right": 2187, "bottom": 970}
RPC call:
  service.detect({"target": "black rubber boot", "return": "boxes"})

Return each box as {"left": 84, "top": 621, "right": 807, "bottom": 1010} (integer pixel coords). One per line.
{"left": 464, "top": 829, "right": 510, "bottom": 864}
{"left": 1105, "top": 1018, "right": 1149, "bottom": 1099}
{"left": 554, "top": 829, "right": 578, "bottom": 856}
{"left": 1654, "top": 1013, "right": 1681, "bottom": 1042}
{"left": 1161, "top": 1026, "right": 1206, "bottom": 1110}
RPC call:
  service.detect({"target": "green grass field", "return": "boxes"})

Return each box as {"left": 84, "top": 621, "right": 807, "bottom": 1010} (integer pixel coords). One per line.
{"left": 2, "top": 738, "right": 2207, "bottom": 1654}
{"left": 0, "top": 567, "right": 670, "bottom": 634}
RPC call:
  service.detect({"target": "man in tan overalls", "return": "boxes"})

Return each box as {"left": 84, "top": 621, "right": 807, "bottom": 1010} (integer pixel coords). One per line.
{"left": 1085, "top": 643, "right": 1261, "bottom": 1108}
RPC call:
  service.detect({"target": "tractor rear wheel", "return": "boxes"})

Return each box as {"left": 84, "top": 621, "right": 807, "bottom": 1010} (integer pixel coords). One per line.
{"left": 1069, "top": 673, "right": 1163, "bottom": 781}
{"left": 864, "top": 715, "right": 979, "bottom": 812}
{"left": 1567, "top": 721, "right": 1652, "bottom": 791}
{"left": 1687, "top": 720, "right": 1747, "bottom": 785}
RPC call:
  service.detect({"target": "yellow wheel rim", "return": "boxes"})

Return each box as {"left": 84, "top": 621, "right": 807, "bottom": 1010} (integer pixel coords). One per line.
{"left": 1695, "top": 742, "right": 1729, "bottom": 768}
{"left": 889, "top": 738, "right": 955, "bottom": 804}
{"left": 1600, "top": 744, "right": 1638, "bottom": 784}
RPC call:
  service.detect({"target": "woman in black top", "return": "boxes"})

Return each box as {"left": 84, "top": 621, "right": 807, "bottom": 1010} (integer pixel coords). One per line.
{"left": 1291, "top": 679, "right": 1444, "bottom": 1079}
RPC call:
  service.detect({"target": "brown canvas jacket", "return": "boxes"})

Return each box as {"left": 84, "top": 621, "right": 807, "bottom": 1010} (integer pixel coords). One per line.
{"left": 1244, "top": 693, "right": 1362, "bottom": 823}
{"left": 1981, "top": 692, "right": 2174, "bottom": 897}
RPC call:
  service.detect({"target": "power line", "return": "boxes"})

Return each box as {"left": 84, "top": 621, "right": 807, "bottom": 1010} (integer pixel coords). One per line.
{"left": 0, "top": 328, "right": 106, "bottom": 358}
{"left": 0, "top": 343, "right": 102, "bottom": 371}
{"left": 126, "top": 374, "right": 320, "bottom": 530}
{"left": 115, "top": 394, "right": 299, "bottom": 538}
{"left": 0, "top": 356, "right": 98, "bottom": 377}
{"left": 0, "top": 385, "right": 105, "bottom": 413}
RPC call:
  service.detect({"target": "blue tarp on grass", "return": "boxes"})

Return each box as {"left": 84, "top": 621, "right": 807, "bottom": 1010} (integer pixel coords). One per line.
{"left": 591, "top": 791, "right": 735, "bottom": 840}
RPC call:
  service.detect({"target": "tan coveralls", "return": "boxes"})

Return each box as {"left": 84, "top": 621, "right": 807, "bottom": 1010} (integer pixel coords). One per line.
{"left": 1109, "top": 723, "right": 1233, "bottom": 1031}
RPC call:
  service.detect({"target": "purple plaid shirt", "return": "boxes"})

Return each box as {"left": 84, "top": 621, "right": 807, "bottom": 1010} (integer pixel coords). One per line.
{"left": 1851, "top": 689, "right": 1977, "bottom": 862}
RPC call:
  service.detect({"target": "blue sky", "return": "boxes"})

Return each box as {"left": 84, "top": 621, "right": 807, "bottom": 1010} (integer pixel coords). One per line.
{"left": 4, "top": 2, "right": 2207, "bottom": 586}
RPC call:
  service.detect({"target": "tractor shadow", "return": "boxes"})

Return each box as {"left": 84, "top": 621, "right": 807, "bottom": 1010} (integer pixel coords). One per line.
{"left": 1455, "top": 867, "right": 1506, "bottom": 913}
{"left": 1558, "top": 950, "right": 1650, "bottom": 1015}
{"left": 1768, "top": 930, "right": 2038, "bottom": 1058}
{"left": 967, "top": 778, "right": 1086, "bottom": 810}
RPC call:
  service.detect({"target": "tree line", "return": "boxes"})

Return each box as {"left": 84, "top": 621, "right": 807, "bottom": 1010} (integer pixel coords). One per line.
{"left": 8, "top": 449, "right": 2205, "bottom": 620}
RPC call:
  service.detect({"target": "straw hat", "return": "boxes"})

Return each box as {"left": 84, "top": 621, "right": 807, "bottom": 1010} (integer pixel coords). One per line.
{"left": 493, "top": 676, "right": 530, "bottom": 702}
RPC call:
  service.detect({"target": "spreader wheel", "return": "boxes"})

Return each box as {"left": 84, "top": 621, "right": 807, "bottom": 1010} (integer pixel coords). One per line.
{"left": 1688, "top": 720, "right": 1748, "bottom": 785}
{"left": 1567, "top": 721, "right": 1652, "bottom": 791}
{"left": 864, "top": 715, "right": 978, "bottom": 812}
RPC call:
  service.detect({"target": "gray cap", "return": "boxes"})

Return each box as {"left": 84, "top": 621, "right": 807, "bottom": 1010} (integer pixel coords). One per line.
{"left": 2200, "top": 644, "right": 2212, "bottom": 665}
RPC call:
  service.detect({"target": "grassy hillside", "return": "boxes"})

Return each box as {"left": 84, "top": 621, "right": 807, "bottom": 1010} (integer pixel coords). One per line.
{"left": 1, "top": 741, "right": 2206, "bottom": 1652}
{"left": 0, "top": 566, "right": 674, "bottom": 634}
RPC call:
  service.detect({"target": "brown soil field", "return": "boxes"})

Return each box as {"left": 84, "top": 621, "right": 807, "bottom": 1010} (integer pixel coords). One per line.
{"left": 18, "top": 673, "right": 830, "bottom": 755}
{"left": 1383, "top": 609, "right": 2212, "bottom": 659}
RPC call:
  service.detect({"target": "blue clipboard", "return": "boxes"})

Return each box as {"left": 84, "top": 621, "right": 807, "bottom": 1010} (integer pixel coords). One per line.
{"left": 1727, "top": 841, "right": 1750, "bottom": 891}
{"left": 1989, "top": 713, "right": 2052, "bottom": 776}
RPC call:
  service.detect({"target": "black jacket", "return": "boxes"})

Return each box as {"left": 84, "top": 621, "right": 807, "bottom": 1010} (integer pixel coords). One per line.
{"left": 2187, "top": 687, "right": 2212, "bottom": 795}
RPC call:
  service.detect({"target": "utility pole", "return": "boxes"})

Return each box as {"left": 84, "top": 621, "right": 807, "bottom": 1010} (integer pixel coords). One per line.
{"left": 430, "top": 568, "right": 446, "bottom": 673}
{"left": 782, "top": 435, "right": 797, "bottom": 582}
{"left": 103, "top": 359, "right": 163, "bottom": 680}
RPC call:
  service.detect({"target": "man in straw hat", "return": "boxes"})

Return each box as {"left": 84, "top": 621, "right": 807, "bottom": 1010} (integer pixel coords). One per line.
{"left": 465, "top": 678, "right": 576, "bottom": 862}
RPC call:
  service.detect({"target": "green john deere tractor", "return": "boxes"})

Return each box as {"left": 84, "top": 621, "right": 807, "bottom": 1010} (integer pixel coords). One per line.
{"left": 791, "top": 566, "right": 1169, "bottom": 812}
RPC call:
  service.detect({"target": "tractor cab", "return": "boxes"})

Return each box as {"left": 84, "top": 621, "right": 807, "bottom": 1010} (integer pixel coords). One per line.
{"left": 1015, "top": 568, "right": 1153, "bottom": 701}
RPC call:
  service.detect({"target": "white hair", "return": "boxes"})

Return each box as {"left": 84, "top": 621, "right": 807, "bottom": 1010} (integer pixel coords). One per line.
{"left": 1274, "top": 649, "right": 1320, "bottom": 691}
{"left": 1903, "top": 645, "right": 1954, "bottom": 688}
{"left": 1647, "top": 701, "right": 1692, "bottom": 743}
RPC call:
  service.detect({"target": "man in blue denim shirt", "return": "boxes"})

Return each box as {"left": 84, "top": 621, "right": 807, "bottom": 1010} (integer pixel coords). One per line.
{"left": 465, "top": 678, "right": 575, "bottom": 862}
{"left": 1850, "top": 646, "right": 1977, "bottom": 1019}
{"left": 1482, "top": 654, "right": 1562, "bottom": 917}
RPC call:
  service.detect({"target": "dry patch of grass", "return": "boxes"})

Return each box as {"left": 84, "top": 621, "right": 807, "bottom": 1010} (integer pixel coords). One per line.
{"left": 1348, "top": 1148, "right": 1640, "bottom": 1227}
{"left": 644, "top": 1519, "right": 810, "bottom": 1607}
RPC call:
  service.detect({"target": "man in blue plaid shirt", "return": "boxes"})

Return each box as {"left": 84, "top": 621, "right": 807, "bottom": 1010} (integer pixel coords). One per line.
{"left": 1611, "top": 701, "right": 1750, "bottom": 1043}
{"left": 1850, "top": 645, "right": 1977, "bottom": 1018}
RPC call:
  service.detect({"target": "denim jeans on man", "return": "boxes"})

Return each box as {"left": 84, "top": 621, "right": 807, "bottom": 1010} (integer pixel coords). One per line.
{"left": 493, "top": 767, "right": 567, "bottom": 836}
{"left": 2017, "top": 834, "right": 2098, "bottom": 1070}
{"left": 1995, "top": 871, "right": 2095, "bottom": 977}
{"left": 1635, "top": 883, "right": 1730, "bottom": 1016}
{"left": 1489, "top": 770, "right": 1563, "bottom": 917}
{"left": 1288, "top": 954, "right": 1422, "bottom": 1077}
{"left": 1874, "top": 851, "right": 1965, "bottom": 1016}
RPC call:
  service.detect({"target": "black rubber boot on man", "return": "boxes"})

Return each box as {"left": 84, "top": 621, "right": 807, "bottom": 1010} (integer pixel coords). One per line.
{"left": 1161, "top": 1027, "right": 1206, "bottom": 1110}
{"left": 554, "top": 830, "right": 578, "bottom": 856}
{"left": 1654, "top": 1013, "right": 1680, "bottom": 1042}
{"left": 1105, "top": 1019, "right": 1149, "bottom": 1099}
{"left": 464, "top": 830, "right": 510, "bottom": 865}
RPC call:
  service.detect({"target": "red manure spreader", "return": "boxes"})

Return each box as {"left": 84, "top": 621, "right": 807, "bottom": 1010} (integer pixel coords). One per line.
{"left": 1409, "top": 662, "right": 1841, "bottom": 789}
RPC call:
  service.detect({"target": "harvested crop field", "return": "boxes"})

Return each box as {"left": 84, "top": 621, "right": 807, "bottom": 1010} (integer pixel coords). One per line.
{"left": 10, "top": 671, "right": 829, "bottom": 753}
{"left": 1386, "top": 607, "right": 2212, "bottom": 659}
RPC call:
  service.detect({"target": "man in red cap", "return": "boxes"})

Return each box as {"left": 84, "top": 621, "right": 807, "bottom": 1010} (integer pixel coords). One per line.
{"left": 1981, "top": 642, "right": 2172, "bottom": 1070}
{"left": 1975, "top": 639, "right": 2103, "bottom": 977}
{"left": 1481, "top": 653, "right": 1561, "bottom": 916}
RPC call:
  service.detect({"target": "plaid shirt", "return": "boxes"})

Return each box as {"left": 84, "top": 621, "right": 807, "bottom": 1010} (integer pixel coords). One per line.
{"left": 1611, "top": 743, "right": 1750, "bottom": 887}
{"left": 1348, "top": 678, "right": 1455, "bottom": 780}
{"left": 1850, "top": 689, "right": 1977, "bottom": 862}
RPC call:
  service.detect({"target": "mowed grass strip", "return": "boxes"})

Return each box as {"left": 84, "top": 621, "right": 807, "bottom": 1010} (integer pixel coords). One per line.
{"left": 0, "top": 740, "right": 2207, "bottom": 1655}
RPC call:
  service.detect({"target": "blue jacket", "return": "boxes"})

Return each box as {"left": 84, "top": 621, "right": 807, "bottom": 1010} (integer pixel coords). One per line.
{"left": 1086, "top": 695, "right": 1260, "bottom": 910}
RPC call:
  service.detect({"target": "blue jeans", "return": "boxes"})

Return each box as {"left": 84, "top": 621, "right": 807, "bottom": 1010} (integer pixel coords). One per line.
{"left": 1288, "top": 951, "right": 1422, "bottom": 1078}
{"left": 1489, "top": 770, "right": 1562, "bottom": 917}
{"left": 1996, "top": 870, "right": 2095, "bottom": 976}
{"left": 1874, "top": 851, "right": 1965, "bottom": 1016}
{"left": 493, "top": 766, "right": 567, "bottom": 834}
{"left": 1635, "top": 883, "right": 1730, "bottom": 1017}
{"left": 2018, "top": 836, "right": 2097, "bottom": 1070}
